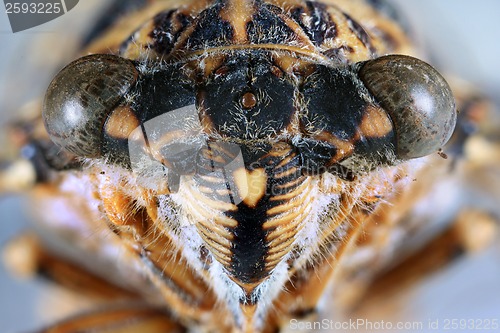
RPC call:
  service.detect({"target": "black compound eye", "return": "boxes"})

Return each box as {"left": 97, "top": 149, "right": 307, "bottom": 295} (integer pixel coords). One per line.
{"left": 358, "top": 54, "right": 457, "bottom": 160}
{"left": 43, "top": 54, "right": 139, "bottom": 158}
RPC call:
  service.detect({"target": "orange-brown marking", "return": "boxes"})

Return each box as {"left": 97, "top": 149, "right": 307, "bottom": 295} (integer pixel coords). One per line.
{"left": 189, "top": 187, "right": 238, "bottom": 212}
{"left": 274, "top": 166, "right": 299, "bottom": 179}
{"left": 220, "top": 0, "right": 255, "bottom": 44}
{"left": 188, "top": 44, "right": 331, "bottom": 63}
{"left": 266, "top": 182, "right": 310, "bottom": 218}
{"left": 197, "top": 224, "right": 234, "bottom": 251}
{"left": 197, "top": 219, "right": 235, "bottom": 240}
{"left": 105, "top": 106, "right": 140, "bottom": 140}
{"left": 200, "top": 54, "right": 227, "bottom": 77}
{"left": 357, "top": 105, "right": 393, "bottom": 138}
{"left": 272, "top": 54, "right": 311, "bottom": 75}
{"left": 241, "top": 303, "right": 258, "bottom": 333}
{"left": 263, "top": 207, "right": 303, "bottom": 230}
{"left": 314, "top": 130, "right": 355, "bottom": 162}
{"left": 269, "top": 176, "right": 311, "bottom": 202}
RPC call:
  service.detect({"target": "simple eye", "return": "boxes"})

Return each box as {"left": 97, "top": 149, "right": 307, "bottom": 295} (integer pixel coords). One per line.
{"left": 43, "top": 54, "right": 139, "bottom": 158}
{"left": 358, "top": 54, "right": 457, "bottom": 160}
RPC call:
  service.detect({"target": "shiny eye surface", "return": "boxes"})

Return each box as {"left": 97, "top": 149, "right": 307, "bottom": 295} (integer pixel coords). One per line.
{"left": 358, "top": 54, "right": 457, "bottom": 160}
{"left": 43, "top": 54, "right": 139, "bottom": 158}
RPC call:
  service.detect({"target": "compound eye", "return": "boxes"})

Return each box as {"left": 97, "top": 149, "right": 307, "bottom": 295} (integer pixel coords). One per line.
{"left": 358, "top": 55, "right": 456, "bottom": 159}
{"left": 43, "top": 54, "right": 139, "bottom": 158}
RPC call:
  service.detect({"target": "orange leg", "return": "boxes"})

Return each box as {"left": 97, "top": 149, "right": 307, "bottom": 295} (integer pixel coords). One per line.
{"left": 3, "top": 232, "right": 138, "bottom": 300}
{"left": 35, "top": 304, "right": 185, "bottom": 333}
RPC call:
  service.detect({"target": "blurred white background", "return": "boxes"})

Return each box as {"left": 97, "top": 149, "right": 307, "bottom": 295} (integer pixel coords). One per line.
{"left": 394, "top": 0, "right": 500, "bottom": 105}
{"left": 0, "top": 1, "right": 499, "bottom": 332}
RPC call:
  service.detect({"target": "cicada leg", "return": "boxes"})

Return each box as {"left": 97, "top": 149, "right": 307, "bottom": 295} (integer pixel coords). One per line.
{"left": 356, "top": 209, "right": 498, "bottom": 317}
{"left": 32, "top": 304, "right": 186, "bottom": 333}
{"left": 350, "top": 86, "right": 500, "bottom": 318}
{"left": 3, "top": 232, "right": 139, "bottom": 300}
{"left": 0, "top": 110, "right": 233, "bottom": 332}
{"left": 352, "top": 87, "right": 500, "bottom": 321}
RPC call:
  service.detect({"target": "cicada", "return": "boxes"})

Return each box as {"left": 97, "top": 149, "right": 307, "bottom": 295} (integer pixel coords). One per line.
{"left": 1, "top": 0, "right": 499, "bottom": 332}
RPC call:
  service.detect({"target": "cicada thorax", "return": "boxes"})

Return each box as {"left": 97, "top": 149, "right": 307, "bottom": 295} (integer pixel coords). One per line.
{"left": 116, "top": 0, "right": 413, "bottom": 64}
